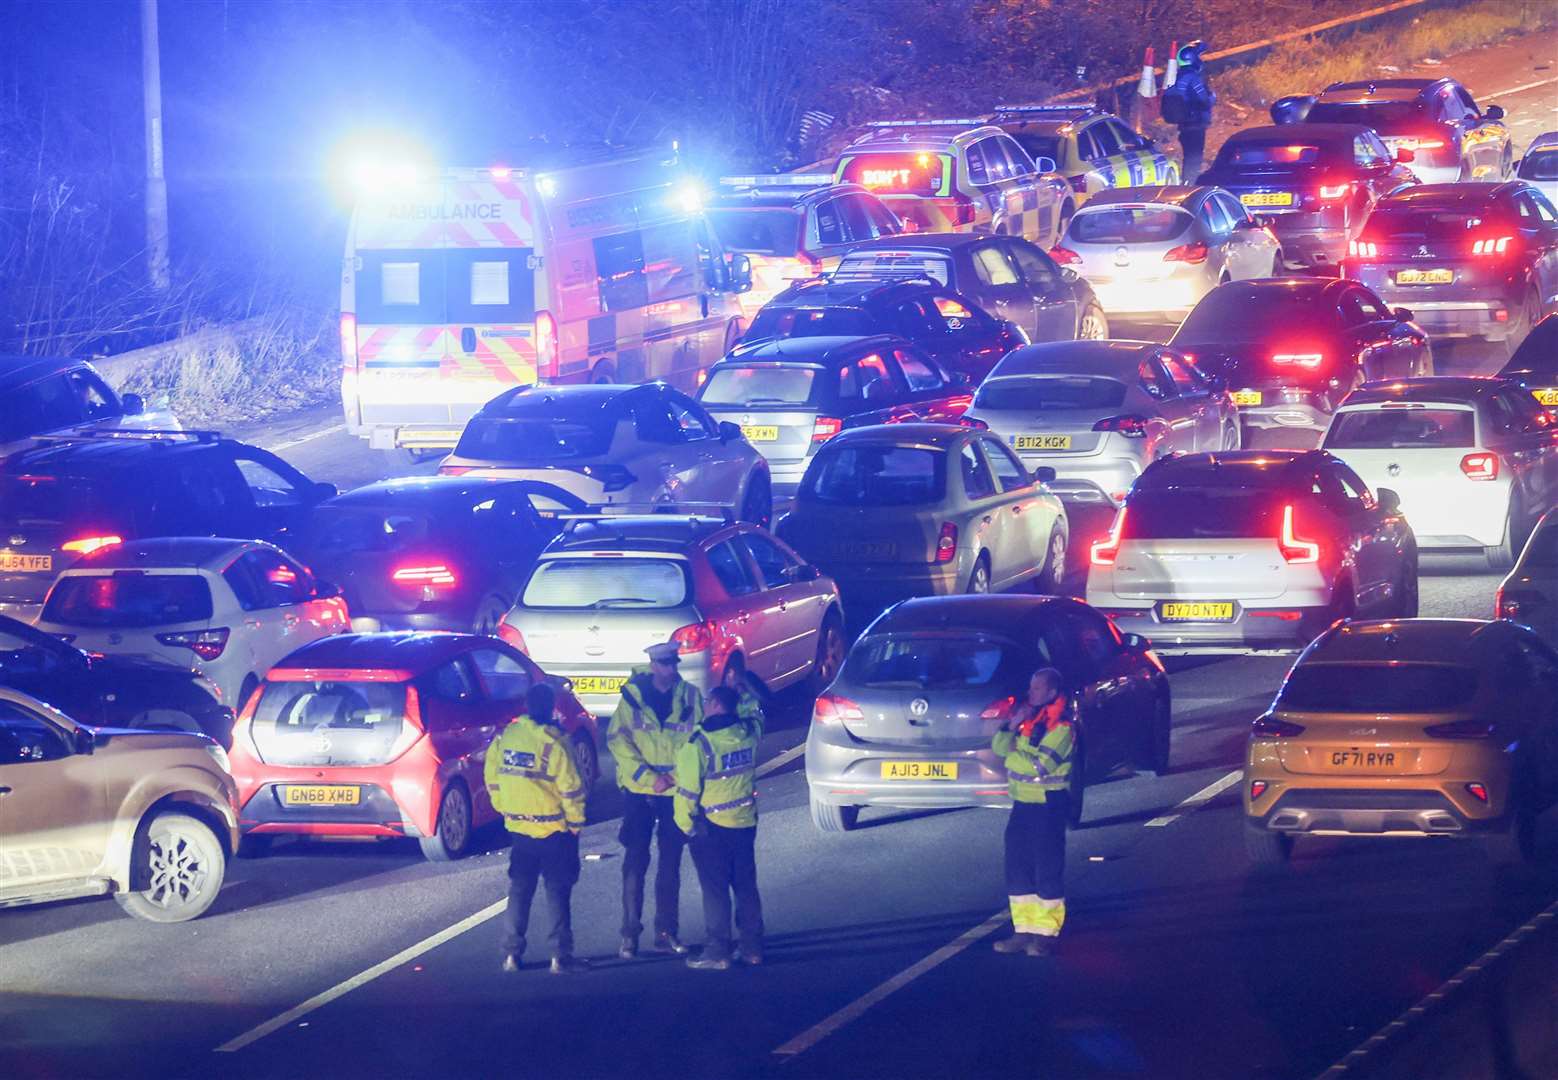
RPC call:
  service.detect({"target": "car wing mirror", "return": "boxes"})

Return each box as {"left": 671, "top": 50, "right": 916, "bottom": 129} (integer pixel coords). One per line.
{"left": 1121, "top": 632, "right": 1149, "bottom": 651}
{"left": 1376, "top": 486, "right": 1402, "bottom": 514}
{"left": 121, "top": 392, "right": 145, "bottom": 416}
{"left": 74, "top": 727, "right": 96, "bottom": 755}
{"left": 312, "top": 579, "right": 343, "bottom": 600}
{"left": 311, "top": 481, "right": 338, "bottom": 501}
{"left": 1034, "top": 465, "right": 1057, "bottom": 484}
{"left": 1392, "top": 307, "right": 1414, "bottom": 323}
{"left": 1485, "top": 104, "right": 1505, "bottom": 121}
{"left": 718, "top": 420, "right": 744, "bottom": 442}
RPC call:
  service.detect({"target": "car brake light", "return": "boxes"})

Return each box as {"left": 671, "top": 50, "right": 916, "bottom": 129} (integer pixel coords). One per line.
{"left": 1424, "top": 718, "right": 1494, "bottom": 740}
{"left": 672, "top": 620, "right": 715, "bottom": 654}
{"left": 1471, "top": 235, "right": 1513, "bottom": 257}
{"left": 811, "top": 416, "right": 843, "bottom": 443}
{"left": 156, "top": 627, "right": 231, "bottom": 661}
{"left": 1279, "top": 504, "right": 1320, "bottom": 564}
{"left": 62, "top": 535, "right": 123, "bottom": 556}
{"left": 392, "top": 564, "right": 457, "bottom": 588}
{"left": 339, "top": 312, "right": 358, "bottom": 368}
{"left": 980, "top": 695, "right": 1017, "bottom": 720}
{"left": 813, "top": 693, "right": 864, "bottom": 725}
{"left": 1091, "top": 508, "right": 1126, "bottom": 566}
{"left": 1049, "top": 246, "right": 1083, "bottom": 266}
{"left": 936, "top": 522, "right": 958, "bottom": 563}
{"left": 1093, "top": 414, "right": 1149, "bottom": 437}
{"left": 535, "top": 309, "right": 559, "bottom": 378}
{"left": 1163, "top": 242, "right": 1209, "bottom": 264}
{"left": 1392, "top": 136, "right": 1445, "bottom": 151}
{"left": 1318, "top": 182, "right": 1352, "bottom": 201}
{"left": 497, "top": 621, "right": 527, "bottom": 653}
{"left": 1347, "top": 239, "right": 1378, "bottom": 259}
{"left": 1251, "top": 714, "right": 1305, "bottom": 738}
{"left": 1460, "top": 452, "right": 1499, "bottom": 481}
{"left": 1272, "top": 352, "right": 1323, "bottom": 368}
{"left": 1249, "top": 780, "right": 1267, "bottom": 799}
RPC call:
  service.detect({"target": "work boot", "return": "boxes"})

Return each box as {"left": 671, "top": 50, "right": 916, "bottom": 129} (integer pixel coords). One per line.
{"left": 501, "top": 954, "right": 522, "bottom": 973}
{"left": 618, "top": 936, "right": 639, "bottom": 960}
{"left": 686, "top": 952, "right": 731, "bottom": 971}
{"left": 1025, "top": 935, "right": 1055, "bottom": 957}
{"left": 993, "top": 933, "right": 1033, "bottom": 954}
{"left": 654, "top": 931, "right": 689, "bottom": 955}
{"left": 550, "top": 956, "right": 592, "bottom": 975}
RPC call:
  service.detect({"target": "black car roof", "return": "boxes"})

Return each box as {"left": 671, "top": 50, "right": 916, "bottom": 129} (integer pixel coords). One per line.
{"left": 1498, "top": 314, "right": 1558, "bottom": 379}
{"left": 767, "top": 277, "right": 945, "bottom": 308}
{"left": 1377, "top": 182, "right": 1523, "bottom": 209}
{"left": 0, "top": 434, "right": 227, "bottom": 477}
{"left": 325, "top": 475, "right": 571, "bottom": 507}
{"left": 1345, "top": 377, "right": 1503, "bottom": 405}
{"left": 726, "top": 334, "right": 906, "bottom": 365}
{"left": 0, "top": 354, "right": 96, "bottom": 390}
{"left": 1199, "top": 277, "right": 1344, "bottom": 302}
{"left": 843, "top": 232, "right": 990, "bottom": 254}
{"left": 1320, "top": 78, "right": 1439, "bottom": 97}
{"left": 871, "top": 594, "right": 1088, "bottom": 634}
{"left": 1224, "top": 123, "right": 1370, "bottom": 146}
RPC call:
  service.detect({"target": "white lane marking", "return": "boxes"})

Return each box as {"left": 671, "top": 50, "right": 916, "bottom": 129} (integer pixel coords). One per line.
{"left": 215, "top": 898, "right": 505, "bottom": 1052}
{"left": 756, "top": 740, "right": 806, "bottom": 778}
{"left": 1315, "top": 898, "right": 1558, "bottom": 1078}
{"left": 1143, "top": 768, "right": 1243, "bottom": 828}
{"left": 264, "top": 424, "right": 345, "bottom": 454}
{"left": 771, "top": 910, "right": 1009, "bottom": 1059}
{"left": 1488, "top": 75, "right": 1558, "bottom": 99}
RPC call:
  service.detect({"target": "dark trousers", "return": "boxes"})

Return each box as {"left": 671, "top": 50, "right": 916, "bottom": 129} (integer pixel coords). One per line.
{"left": 618, "top": 791, "right": 686, "bottom": 938}
{"left": 501, "top": 831, "right": 579, "bottom": 960}
{"left": 688, "top": 822, "right": 764, "bottom": 960}
{"left": 1178, "top": 126, "right": 1207, "bottom": 183}
{"left": 1004, "top": 795, "right": 1068, "bottom": 900}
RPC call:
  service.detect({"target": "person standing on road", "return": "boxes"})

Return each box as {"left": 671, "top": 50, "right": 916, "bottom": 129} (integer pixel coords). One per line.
{"left": 1161, "top": 39, "right": 1216, "bottom": 181}
{"left": 675, "top": 685, "right": 764, "bottom": 971}
{"left": 991, "top": 667, "right": 1075, "bottom": 957}
{"left": 485, "top": 681, "right": 590, "bottom": 975}
{"left": 609, "top": 640, "right": 703, "bottom": 959}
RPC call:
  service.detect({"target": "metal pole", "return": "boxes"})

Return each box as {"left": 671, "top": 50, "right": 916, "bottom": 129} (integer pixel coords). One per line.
{"left": 141, "top": 0, "right": 171, "bottom": 291}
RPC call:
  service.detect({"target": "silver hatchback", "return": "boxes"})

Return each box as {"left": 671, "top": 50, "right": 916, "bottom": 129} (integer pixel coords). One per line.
{"left": 499, "top": 514, "right": 845, "bottom": 716}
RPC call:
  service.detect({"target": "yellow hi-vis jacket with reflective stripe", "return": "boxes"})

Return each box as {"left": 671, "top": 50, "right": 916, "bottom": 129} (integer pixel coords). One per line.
{"left": 483, "top": 715, "right": 587, "bottom": 838}
{"left": 991, "top": 700, "right": 1075, "bottom": 804}
{"left": 674, "top": 713, "right": 760, "bottom": 834}
{"left": 608, "top": 669, "right": 703, "bottom": 796}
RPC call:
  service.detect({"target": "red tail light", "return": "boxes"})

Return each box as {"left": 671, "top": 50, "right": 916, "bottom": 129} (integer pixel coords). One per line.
{"left": 1471, "top": 235, "right": 1514, "bottom": 257}
{"left": 1093, "top": 414, "right": 1149, "bottom": 437}
{"left": 1251, "top": 714, "right": 1305, "bottom": 738}
{"left": 1347, "top": 239, "right": 1378, "bottom": 259}
{"left": 1049, "top": 246, "right": 1083, "bottom": 266}
{"left": 672, "top": 620, "right": 715, "bottom": 654}
{"left": 497, "top": 621, "right": 527, "bottom": 653}
{"left": 1091, "top": 509, "right": 1126, "bottom": 566}
{"left": 957, "top": 415, "right": 988, "bottom": 430}
{"left": 439, "top": 465, "right": 475, "bottom": 476}
{"left": 62, "top": 535, "right": 124, "bottom": 556}
{"left": 157, "top": 627, "right": 230, "bottom": 661}
{"left": 392, "top": 564, "right": 457, "bottom": 588}
{"left": 813, "top": 693, "right": 864, "bottom": 725}
{"left": 1249, "top": 780, "right": 1268, "bottom": 799}
{"left": 1318, "top": 182, "right": 1352, "bottom": 201}
{"left": 1392, "top": 136, "right": 1445, "bottom": 151}
{"left": 811, "top": 416, "right": 843, "bottom": 443}
{"left": 1424, "top": 718, "right": 1494, "bottom": 740}
{"left": 535, "top": 309, "right": 559, "bottom": 378}
{"left": 980, "top": 695, "right": 1017, "bottom": 721}
{"left": 1163, "top": 242, "right": 1209, "bottom": 264}
{"left": 339, "top": 312, "right": 359, "bottom": 368}
{"left": 1460, "top": 453, "right": 1499, "bottom": 481}
{"left": 1271, "top": 352, "right": 1323, "bottom": 369}
{"left": 1279, "top": 504, "right": 1320, "bottom": 563}
{"left": 936, "top": 522, "right": 958, "bottom": 563}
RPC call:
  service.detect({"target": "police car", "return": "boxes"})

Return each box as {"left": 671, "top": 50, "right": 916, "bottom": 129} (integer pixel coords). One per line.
{"left": 832, "top": 120, "right": 1072, "bottom": 248}
{"left": 989, "top": 104, "right": 1180, "bottom": 202}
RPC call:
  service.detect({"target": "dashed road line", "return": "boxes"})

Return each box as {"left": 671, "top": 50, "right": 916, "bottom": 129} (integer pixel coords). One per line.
{"left": 1143, "top": 768, "right": 1243, "bottom": 827}
{"left": 756, "top": 740, "right": 806, "bottom": 778}
{"left": 1488, "top": 74, "right": 1558, "bottom": 99}
{"left": 263, "top": 424, "right": 344, "bottom": 454}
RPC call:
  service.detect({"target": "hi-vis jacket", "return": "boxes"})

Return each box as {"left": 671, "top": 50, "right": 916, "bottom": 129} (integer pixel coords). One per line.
{"left": 991, "top": 697, "right": 1075, "bottom": 804}
{"left": 483, "top": 715, "right": 588, "bottom": 838}
{"left": 674, "top": 711, "right": 761, "bottom": 834}
{"left": 608, "top": 668, "right": 703, "bottom": 796}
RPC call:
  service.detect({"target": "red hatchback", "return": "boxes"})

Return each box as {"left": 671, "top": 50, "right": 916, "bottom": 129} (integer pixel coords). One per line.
{"left": 229, "top": 633, "right": 598, "bottom": 862}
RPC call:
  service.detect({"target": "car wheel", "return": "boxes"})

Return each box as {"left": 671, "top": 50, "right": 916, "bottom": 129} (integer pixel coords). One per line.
{"left": 1077, "top": 303, "right": 1108, "bottom": 341}
{"left": 590, "top": 359, "right": 616, "bottom": 384}
{"left": 115, "top": 812, "right": 227, "bottom": 923}
{"left": 1221, "top": 421, "right": 1241, "bottom": 451}
{"left": 810, "top": 795, "right": 859, "bottom": 833}
{"left": 807, "top": 613, "right": 847, "bottom": 695}
{"left": 570, "top": 732, "right": 599, "bottom": 794}
{"left": 966, "top": 556, "right": 991, "bottom": 594}
{"left": 419, "top": 782, "right": 473, "bottom": 862}
{"left": 1145, "top": 693, "right": 1172, "bottom": 776}
{"left": 1037, "top": 525, "right": 1067, "bottom": 594}
{"left": 1486, "top": 492, "right": 1524, "bottom": 571}
{"left": 1270, "top": 249, "right": 1284, "bottom": 275}
{"left": 740, "top": 472, "right": 772, "bottom": 528}
{"left": 472, "top": 594, "right": 510, "bottom": 636}
{"left": 1509, "top": 288, "right": 1543, "bottom": 360}
{"left": 236, "top": 834, "right": 273, "bottom": 859}
{"left": 1244, "top": 825, "right": 1293, "bottom": 866}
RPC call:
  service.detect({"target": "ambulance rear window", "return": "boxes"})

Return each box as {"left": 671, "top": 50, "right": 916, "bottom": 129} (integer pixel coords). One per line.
{"left": 353, "top": 249, "right": 535, "bottom": 325}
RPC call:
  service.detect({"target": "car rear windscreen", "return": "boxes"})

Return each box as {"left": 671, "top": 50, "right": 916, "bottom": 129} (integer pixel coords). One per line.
{"left": 803, "top": 445, "right": 946, "bottom": 506}
{"left": 976, "top": 376, "right": 1127, "bottom": 411}
{"left": 304, "top": 506, "right": 433, "bottom": 555}
{"left": 43, "top": 572, "right": 213, "bottom": 628}
{"left": 1364, "top": 209, "right": 1494, "bottom": 242}
{"left": 249, "top": 680, "right": 409, "bottom": 767}
{"left": 844, "top": 634, "right": 1024, "bottom": 691}
{"left": 1277, "top": 662, "right": 1477, "bottom": 712}
{"left": 1125, "top": 487, "right": 1281, "bottom": 540}
{"left": 1217, "top": 143, "right": 1323, "bottom": 167}
{"left": 455, "top": 409, "right": 617, "bottom": 461}
{"left": 1324, "top": 408, "right": 1474, "bottom": 449}
{"left": 707, "top": 208, "right": 801, "bottom": 257}
{"left": 1070, "top": 207, "right": 1191, "bottom": 244}
{"left": 701, "top": 366, "right": 821, "bottom": 408}
{"left": 0, "top": 475, "right": 112, "bottom": 526}
{"left": 837, "top": 153, "right": 942, "bottom": 197}
{"left": 1306, "top": 101, "right": 1425, "bottom": 128}
{"left": 1518, "top": 148, "right": 1558, "bottom": 181}
{"left": 833, "top": 251, "right": 952, "bottom": 286}
{"left": 744, "top": 307, "right": 876, "bottom": 341}
{"left": 1176, "top": 289, "right": 1327, "bottom": 341}
{"left": 521, "top": 558, "right": 689, "bottom": 609}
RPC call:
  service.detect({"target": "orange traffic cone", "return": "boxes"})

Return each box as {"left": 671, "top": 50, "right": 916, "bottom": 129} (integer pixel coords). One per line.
{"left": 1138, "top": 45, "right": 1157, "bottom": 98}
{"left": 1164, "top": 40, "right": 1179, "bottom": 88}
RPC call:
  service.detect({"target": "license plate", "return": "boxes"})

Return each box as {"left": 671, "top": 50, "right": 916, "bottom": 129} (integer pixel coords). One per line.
{"left": 1240, "top": 192, "right": 1293, "bottom": 207}
{"left": 834, "top": 540, "right": 897, "bottom": 559}
{"left": 1014, "top": 434, "right": 1072, "bottom": 451}
{"left": 741, "top": 425, "right": 779, "bottom": 442}
{"left": 881, "top": 761, "right": 959, "bottom": 780}
{"left": 282, "top": 785, "right": 360, "bottom": 806}
{"left": 0, "top": 552, "right": 52, "bottom": 572}
{"left": 1533, "top": 389, "right": 1558, "bottom": 406}
{"left": 1326, "top": 748, "right": 1401, "bottom": 770}
{"left": 571, "top": 676, "right": 626, "bottom": 695}
{"left": 1160, "top": 601, "right": 1235, "bottom": 622}
{"left": 1231, "top": 390, "right": 1262, "bottom": 406}
{"left": 1394, "top": 268, "right": 1453, "bottom": 286}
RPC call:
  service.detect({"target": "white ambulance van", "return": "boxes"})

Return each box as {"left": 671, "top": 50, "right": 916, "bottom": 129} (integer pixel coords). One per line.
{"left": 340, "top": 147, "right": 751, "bottom": 454}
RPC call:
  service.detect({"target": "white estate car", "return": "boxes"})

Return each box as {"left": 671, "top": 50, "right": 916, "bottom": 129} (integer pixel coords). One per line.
{"left": 1322, "top": 378, "right": 1558, "bottom": 569}
{"left": 34, "top": 537, "right": 350, "bottom": 708}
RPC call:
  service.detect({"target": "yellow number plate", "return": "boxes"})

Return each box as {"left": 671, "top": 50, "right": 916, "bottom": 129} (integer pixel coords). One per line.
{"left": 1231, "top": 390, "right": 1262, "bottom": 406}
{"left": 1014, "top": 434, "right": 1072, "bottom": 451}
{"left": 571, "top": 675, "right": 627, "bottom": 695}
{"left": 282, "top": 785, "right": 361, "bottom": 806}
{"left": 881, "top": 761, "right": 959, "bottom": 780}
{"left": 741, "top": 425, "right": 779, "bottom": 442}
{"left": 1240, "top": 192, "right": 1293, "bottom": 207}
{"left": 0, "top": 552, "right": 52, "bottom": 572}
{"left": 1325, "top": 748, "right": 1402, "bottom": 771}
{"left": 1394, "top": 268, "right": 1453, "bottom": 286}
{"left": 1160, "top": 601, "right": 1235, "bottom": 622}
{"left": 1533, "top": 389, "right": 1558, "bottom": 406}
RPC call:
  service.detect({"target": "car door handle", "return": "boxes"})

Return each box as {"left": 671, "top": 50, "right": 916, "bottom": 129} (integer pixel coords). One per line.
{"left": 1012, "top": 504, "right": 1023, "bottom": 514}
{"left": 982, "top": 515, "right": 993, "bottom": 525}
{"left": 777, "top": 601, "right": 788, "bottom": 612}
{"left": 0, "top": 785, "right": 11, "bottom": 796}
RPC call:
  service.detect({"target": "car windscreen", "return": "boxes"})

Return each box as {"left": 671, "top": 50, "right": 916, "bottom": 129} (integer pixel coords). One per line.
{"left": 1125, "top": 487, "right": 1281, "bottom": 539}
{"left": 701, "top": 366, "right": 821, "bottom": 408}
{"left": 1176, "top": 289, "right": 1327, "bottom": 342}
{"left": 837, "top": 153, "right": 942, "bottom": 197}
{"left": 802, "top": 445, "right": 946, "bottom": 506}
{"left": 455, "top": 408, "right": 618, "bottom": 462}
{"left": 707, "top": 208, "right": 801, "bottom": 257}
{"left": 976, "top": 376, "right": 1127, "bottom": 411}
{"left": 1324, "top": 408, "right": 1475, "bottom": 449}
{"left": 843, "top": 634, "right": 1025, "bottom": 691}
{"left": 42, "top": 572, "right": 214, "bottom": 628}
{"left": 521, "top": 558, "right": 690, "bottom": 609}
{"left": 744, "top": 307, "right": 876, "bottom": 341}
{"left": 1306, "top": 101, "right": 1425, "bottom": 128}
{"left": 1070, "top": 207, "right": 1191, "bottom": 244}
{"left": 1277, "top": 663, "right": 1477, "bottom": 712}
{"left": 249, "top": 680, "right": 409, "bottom": 767}
{"left": 1519, "top": 148, "right": 1558, "bottom": 181}
{"left": 1364, "top": 209, "right": 1492, "bottom": 242}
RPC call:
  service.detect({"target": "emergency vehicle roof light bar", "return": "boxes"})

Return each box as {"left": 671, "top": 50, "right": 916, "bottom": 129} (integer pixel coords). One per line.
{"left": 33, "top": 429, "right": 223, "bottom": 446}
{"left": 992, "top": 103, "right": 1097, "bottom": 115}
{"left": 562, "top": 502, "right": 737, "bottom": 523}
{"left": 863, "top": 118, "right": 989, "bottom": 128}
{"left": 719, "top": 173, "right": 837, "bottom": 188}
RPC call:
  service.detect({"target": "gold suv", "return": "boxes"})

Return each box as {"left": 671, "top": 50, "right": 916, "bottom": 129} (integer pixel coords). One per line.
{"left": 0, "top": 687, "right": 237, "bottom": 921}
{"left": 1245, "top": 618, "right": 1558, "bottom": 864}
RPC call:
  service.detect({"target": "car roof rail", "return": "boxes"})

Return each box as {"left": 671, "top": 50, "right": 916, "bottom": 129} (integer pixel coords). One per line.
{"left": 719, "top": 173, "right": 837, "bottom": 189}
{"left": 991, "top": 103, "right": 1097, "bottom": 117}
{"left": 558, "top": 503, "right": 738, "bottom": 530}
{"left": 863, "top": 118, "right": 987, "bottom": 128}
{"left": 30, "top": 428, "right": 223, "bottom": 446}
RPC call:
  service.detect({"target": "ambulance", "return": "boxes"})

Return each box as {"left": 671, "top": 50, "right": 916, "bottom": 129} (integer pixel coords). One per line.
{"left": 340, "top": 147, "right": 752, "bottom": 455}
